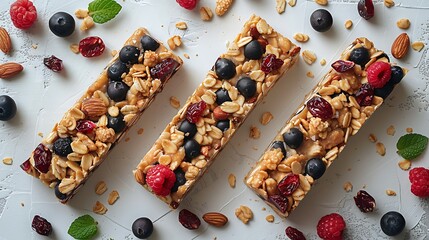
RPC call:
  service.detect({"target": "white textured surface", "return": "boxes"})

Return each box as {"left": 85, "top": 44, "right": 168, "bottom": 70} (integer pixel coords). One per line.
{"left": 1, "top": 0, "right": 429, "bottom": 239}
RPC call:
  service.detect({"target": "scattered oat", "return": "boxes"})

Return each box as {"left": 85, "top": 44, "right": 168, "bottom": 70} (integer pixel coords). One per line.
{"left": 384, "top": 0, "right": 395, "bottom": 7}
{"left": 265, "top": 215, "right": 275, "bottom": 222}
{"left": 93, "top": 201, "right": 108, "bottom": 214}
{"left": 306, "top": 71, "right": 314, "bottom": 78}
{"left": 200, "top": 6, "right": 214, "bottom": 21}
{"left": 293, "top": 33, "right": 309, "bottom": 43}
{"left": 183, "top": 53, "right": 190, "bottom": 59}
{"left": 260, "top": 112, "right": 273, "bottom": 125}
{"left": 343, "top": 181, "right": 353, "bottom": 192}
{"left": 315, "top": 0, "right": 328, "bottom": 6}
{"left": 345, "top": 20, "right": 353, "bottom": 29}
{"left": 396, "top": 18, "right": 410, "bottom": 29}
{"left": 276, "top": 0, "right": 286, "bottom": 14}
{"left": 386, "top": 125, "right": 396, "bottom": 136}
{"left": 252, "top": 146, "right": 258, "bottom": 150}
{"left": 228, "top": 173, "right": 236, "bottom": 188}
{"left": 235, "top": 205, "right": 253, "bottom": 224}
{"left": 262, "top": 207, "right": 266, "bottom": 211}
{"left": 175, "top": 21, "right": 188, "bottom": 30}
{"left": 386, "top": 189, "right": 397, "bottom": 196}
{"left": 302, "top": 50, "right": 317, "bottom": 65}
{"left": 125, "top": 137, "right": 130, "bottom": 142}
{"left": 2, "top": 157, "right": 12, "bottom": 165}
{"left": 108, "top": 190, "right": 119, "bottom": 205}
{"left": 250, "top": 126, "right": 261, "bottom": 139}
{"left": 368, "top": 133, "right": 377, "bottom": 143}
{"left": 75, "top": 9, "right": 89, "bottom": 19}
{"left": 288, "top": 0, "right": 296, "bottom": 6}
{"left": 216, "top": 0, "right": 233, "bottom": 16}
{"left": 398, "top": 159, "right": 411, "bottom": 170}
{"left": 111, "top": 50, "right": 118, "bottom": 57}
{"left": 80, "top": 16, "right": 95, "bottom": 31}
{"left": 95, "top": 181, "right": 107, "bottom": 195}
{"left": 137, "top": 128, "right": 144, "bottom": 135}
{"left": 406, "top": 127, "right": 413, "bottom": 133}
{"left": 375, "top": 142, "right": 386, "bottom": 156}
{"left": 169, "top": 96, "right": 181, "bottom": 109}
{"left": 167, "top": 35, "right": 182, "bottom": 50}
{"left": 31, "top": 44, "right": 38, "bottom": 49}
{"left": 37, "top": 132, "right": 44, "bottom": 138}
{"left": 70, "top": 44, "right": 80, "bottom": 54}
{"left": 411, "top": 41, "right": 425, "bottom": 52}
{"left": 320, "top": 58, "right": 326, "bottom": 66}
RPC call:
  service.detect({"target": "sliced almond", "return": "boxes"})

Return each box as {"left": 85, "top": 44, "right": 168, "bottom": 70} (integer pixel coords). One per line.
{"left": 0, "top": 62, "right": 23, "bottom": 79}
{"left": 175, "top": 21, "right": 188, "bottom": 30}
{"left": 108, "top": 190, "right": 120, "bottom": 205}
{"left": 0, "top": 27, "right": 12, "bottom": 54}
{"left": 398, "top": 159, "right": 411, "bottom": 170}
{"left": 302, "top": 50, "right": 317, "bottom": 65}
{"left": 391, "top": 33, "right": 410, "bottom": 59}
{"left": 260, "top": 112, "right": 273, "bottom": 125}
{"left": 95, "top": 181, "right": 107, "bottom": 195}
{"left": 276, "top": 0, "right": 286, "bottom": 14}
{"left": 2, "top": 157, "right": 13, "bottom": 165}
{"left": 411, "top": 41, "right": 425, "bottom": 52}
{"left": 384, "top": 0, "right": 395, "bottom": 7}
{"left": 200, "top": 6, "right": 213, "bottom": 21}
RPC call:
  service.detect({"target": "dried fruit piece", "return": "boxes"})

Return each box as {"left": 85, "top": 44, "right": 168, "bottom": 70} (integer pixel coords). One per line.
{"left": 358, "top": 0, "right": 375, "bottom": 20}
{"left": 285, "top": 226, "right": 306, "bottom": 240}
{"left": 79, "top": 36, "right": 105, "bottom": 57}
{"left": 277, "top": 174, "right": 300, "bottom": 196}
{"left": 355, "top": 83, "right": 374, "bottom": 106}
{"left": 202, "top": 212, "right": 228, "bottom": 227}
{"left": 150, "top": 58, "right": 180, "bottom": 82}
{"left": 44, "top": 55, "right": 64, "bottom": 72}
{"left": 307, "top": 96, "right": 333, "bottom": 120}
{"left": 268, "top": 194, "right": 288, "bottom": 213}
{"left": 391, "top": 33, "right": 410, "bottom": 59}
{"left": 76, "top": 120, "right": 96, "bottom": 134}
{"left": 32, "top": 144, "right": 52, "bottom": 173}
{"left": 20, "top": 159, "right": 31, "bottom": 172}
{"left": 354, "top": 190, "right": 376, "bottom": 212}
{"left": 186, "top": 101, "right": 207, "bottom": 123}
{"left": 261, "top": 54, "right": 284, "bottom": 73}
{"left": 32, "top": 215, "right": 52, "bottom": 236}
{"left": 331, "top": 60, "right": 355, "bottom": 73}
{"left": 179, "top": 209, "right": 201, "bottom": 230}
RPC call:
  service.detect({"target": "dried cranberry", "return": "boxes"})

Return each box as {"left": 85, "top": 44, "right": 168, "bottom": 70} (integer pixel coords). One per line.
{"left": 355, "top": 83, "right": 374, "bottom": 106}
{"left": 278, "top": 174, "right": 300, "bottom": 197}
{"left": 358, "top": 0, "right": 374, "bottom": 20}
{"left": 354, "top": 190, "right": 376, "bottom": 213}
{"left": 307, "top": 96, "right": 333, "bottom": 121}
{"left": 32, "top": 215, "right": 52, "bottom": 236}
{"left": 33, "top": 144, "right": 52, "bottom": 173}
{"left": 257, "top": 37, "right": 268, "bottom": 53}
{"left": 20, "top": 159, "right": 31, "bottom": 172}
{"left": 186, "top": 101, "right": 206, "bottom": 123}
{"left": 268, "top": 195, "right": 289, "bottom": 213}
{"left": 76, "top": 119, "right": 96, "bottom": 134}
{"left": 261, "top": 54, "right": 284, "bottom": 74}
{"left": 286, "top": 226, "right": 307, "bottom": 240}
{"left": 250, "top": 27, "right": 260, "bottom": 39}
{"left": 178, "top": 209, "right": 201, "bottom": 230}
{"left": 43, "top": 55, "right": 63, "bottom": 72}
{"left": 331, "top": 60, "right": 355, "bottom": 73}
{"left": 79, "top": 36, "right": 105, "bottom": 57}
{"left": 150, "top": 58, "right": 180, "bottom": 82}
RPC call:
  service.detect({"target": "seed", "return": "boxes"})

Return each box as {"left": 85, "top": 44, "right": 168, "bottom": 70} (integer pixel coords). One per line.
{"left": 293, "top": 33, "right": 309, "bottom": 43}
{"left": 386, "top": 189, "right": 397, "bottom": 196}
{"left": 345, "top": 20, "right": 353, "bottom": 29}
{"left": 306, "top": 71, "right": 314, "bottom": 78}
{"left": 406, "top": 127, "right": 413, "bottom": 133}
{"left": 288, "top": 0, "right": 296, "bottom": 7}
{"left": 375, "top": 142, "right": 386, "bottom": 156}
{"left": 368, "top": 133, "right": 377, "bottom": 143}
{"left": 228, "top": 173, "right": 236, "bottom": 188}
{"left": 320, "top": 58, "right": 326, "bottom": 66}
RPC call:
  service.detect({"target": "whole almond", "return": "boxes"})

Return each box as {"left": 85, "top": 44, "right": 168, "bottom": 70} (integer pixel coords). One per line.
{"left": 391, "top": 33, "right": 410, "bottom": 59}
{"left": 202, "top": 212, "right": 228, "bottom": 227}
{"left": 82, "top": 97, "right": 107, "bottom": 117}
{"left": 0, "top": 27, "right": 12, "bottom": 54}
{"left": 0, "top": 62, "right": 23, "bottom": 79}
{"left": 213, "top": 106, "right": 229, "bottom": 120}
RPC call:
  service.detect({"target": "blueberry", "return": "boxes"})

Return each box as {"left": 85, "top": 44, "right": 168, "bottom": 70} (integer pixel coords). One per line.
{"left": 132, "top": 217, "right": 154, "bottom": 239}
{"left": 215, "top": 58, "right": 236, "bottom": 80}
{"left": 171, "top": 169, "right": 186, "bottom": 192}
{"left": 244, "top": 40, "right": 263, "bottom": 60}
{"left": 107, "top": 61, "right": 129, "bottom": 81}
{"left": 0, "top": 95, "right": 17, "bottom": 121}
{"left": 305, "top": 158, "right": 326, "bottom": 180}
{"left": 54, "top": 181, "right": 67, "bottom": 200}
{"left": 107, "top": 81, "right": 129, "bottom": 102}
{"left": 282, "top": 128, "right": 304, "bottom": 149}
{"left": 184, "top": 139, "right": 201, "bottom": 160}
{"left": 141, "top": 35, "right": 160, "bottom": 51}
{"left": 349, "top": 47, "right": 370, "bottom": 67}
{"left": 119, "top": 45, "right": 140, "bottom": 64}
{"left": 216, "top": 120, "right": 230, "bottom": 132}
{"left": 380, "top": 211, "right": 406, "bottom": 236}
{"left": 178, "top": 120, "right": 197, "bottom": 139}
{"left": 53, "top": 137, "right": 73, "bottom": 157}
{"left": 108, "top": 114, "right": 126, "bottom": 133}
{"left": 377, "top": 52, "right": 390, "bottom": 62}
{"left": 310, "top": 9, "right": 333, "bottom": 32}
{"left": 271, "top": 141, "right": 286, "bottom": 158}
{"left": 374, "top": 82, "right": 394, "bottom": 99}
{"left": 389, "top": 66, "right": 404, "bottom": 84}
{"left": 236, "top": 77, "right": 257, "bottom": 99}
{"left": 48, "top": 12, "right": 75, "bottom": 37}
{"left": 215, "top": 88, "right": 232, "bottom": 105}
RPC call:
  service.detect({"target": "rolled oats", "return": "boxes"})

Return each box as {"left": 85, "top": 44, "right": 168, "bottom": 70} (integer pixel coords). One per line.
{"left": 411, "top": 41, "right": 425, "bottom": 52}
{"left": 306, "top": 71, "right": 314, "bottom": 78}
{"left": 406, "top": 127, "right": 413, "bottom": 133}
{"left": 2, "top": 157, "right": 12, "bottom": 165}
{"left": 260, "top": 112, "right": 273, "bottom": 125}
{"left": 200, "top": 7, "right": 213, "bottom": 21}
{"left": 80, "top": 16, "right": 94, "bottom": 31}
{"left": 168, "top": 35, "right": 182, "bottom": 50}
{"left": 343, "top": 181, "right": 353, "bottom": 192}
{"left": 288, "top": 0, "right": 296, "bottom": 7}
{"left": 93, "top": 201, "right": 108, "bottom": 214}
{"left": 276, "top": 0, "right": 286, "bottom": 14}
{"left": 228, "top": 173, "right": 236, "bottom": 188}
{"left": 302, "top": 50, "right": 317, "bottom": 65}
{"left": 235, "top": 205, "right": 253, "bottom": 224}
{"left": 293, "top": 33, "right": 309, "bottom": 43}
{"left": 170, "top": 96, "right": 181, "bottom": 109}
{"left": 75, "top": 9, "right": 89, "bottom": 19}
{"left": 108, "top": 190, "right": 120, "bottom": 205}
{"left": 315, "top": 0, "right": 328, "bottom": 6}
{"left": 95, "top": 181, "right": 107, "bottom": 195}
{"left": 396, "top": 18, "right": 410, "bottom": 29}
{"left": 375, "top": 142, "right": 386, "bottom": 156}
{"left": 70, "top": 44, "right": 80, "bottom": 54}
{"left": 320, "top": 58, "right": 326, "bottom": 66}
{"left": 175, "top": 21, "right": 188, "bottom": 30}
{"left": 368, "top": 133, "right": 377, "bottom": 143}
{"left": 386, "top": 125, "right": 395, "bottom": 136}
{"left": 398, "top": 159, "right": 411, "bottom": 170}
{"left": 386, "top": 189, "right": 397, "bottom": 196}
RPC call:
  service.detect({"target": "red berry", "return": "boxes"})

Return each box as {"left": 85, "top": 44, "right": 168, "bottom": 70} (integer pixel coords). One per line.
{"left": 261, "top": 54, "right": 284, "bottom": 74}
{"left": 367, "top": 62, "right": 392, "bottom": 89}
{"left": 32, "top": 144, "right": 52, "bottom": 174}
{"left": 353, "top": 190, "right": 376, "bottom": 213}
{"left": 307, "top": 96, "right": 333, "bottom": 121}
{"left": 355, "top": 83, "right": 374, "bottom": 106}
{"left": 20, "top": 159, "right": 31, "bottom": 172}
{"left": 331, "top": 60, "right": 355, "bottom": 73}
{"left": 358, "top": 0, "right": 375, "bottom": 20}
{"left": 145, "top": 165, "right": 176, "bottom": 196}
{"left": 76, "top": 120, "right": 96, "bottom": 134}
{"left": 278, "top": 174, "right": 300, "bottom": 197}
{"left": 317, "top": 213, "right": 346, "bottom": 240}
{"left": 150, "top": 58, "right": 180, "bottom": 82}
{"left": 268, "top": 194, "right": 289, "bottom": 213}
{"left": 176, "top": 0, "right": 198, "bottom": 10}
{"left": 10, "top": 0, "right": 37, "bottom": 29}
{"left": 79, "top": 36, "right": 105, "bottom": 58}
{"left": 250, "top": 27, "right": 260, "bottom": 39}
{"left": 178, "top": 209, "right": 201, "bottom": 230}
{"left": 186, "top": 101, "right": 207, "bottom": 124}
{"left": 286, "top": 226, "right": 306, "bottom": 240}
{"left": 409, "top": 167, "right": 429, "bottom": 198}
{"left": 32, "top": 215, "right": 52, "bottom": 236}
{"left": 44, "top": 55, "right": 63, "bottom": 72}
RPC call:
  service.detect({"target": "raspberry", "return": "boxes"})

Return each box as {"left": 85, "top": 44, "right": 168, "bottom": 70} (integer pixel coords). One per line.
{"left": 176, "top": 0, "right": 198, "bottom": 10}
{"left": 409, "top": 167, "right": 429, "bottom": 198}
{"left": 10, "top": 0, "right": 37, "bottom": 29}
{"left": 145, "top": 165, "right": 176, "bottom": 196}
{"left": 317, "top": 213, "right": 346, "bottom": 240}
{"left": 367, "top": 62, "right": 392, "bottom": 89}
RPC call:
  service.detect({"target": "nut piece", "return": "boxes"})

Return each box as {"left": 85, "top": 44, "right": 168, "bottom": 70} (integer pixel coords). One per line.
{"left": 200, "top": 6, "right": 214, "bottom": 21}
{"left": 167, "top": 35, "right": 182, "bottom": 50}
{"left": 320, "top": 59, "right": 326, "bottom": 66}
{"left": 202, "top": 212, "right": 229, "bottom": 227}
{"left": 108, "top": 190, "right": 119, "bottom": 205}
{"left": 82, "top": 97, "right": 107, "bottom": 118}
{"left": 306, "top": 71, "right": 314, "bottom": 78}
{"left": 288, "top": 0, "right": 296, "bottom": 7}
{"left": 175, "top": 21, "right": 188, "bottom": 30}
{"left": 368, "top": 133, "right": 377, "bottom": 143}
{"left": 398, "top": 159, "right": 411, "bottom": 170}
{"left": 411, "top": 41, "right": 425, "bottom": 52}
{"left": 406, "top": 127, "right": 413, "bottom": 133}
{"left": 391, "top": 33, "right": 410, "bottom": 59}
{"left": 0, "top": 27, "right": 12, "bottom": 54}
{"left": 315, "top": 0, "right": 328, "bottom": 6}
{"left": 354, "top": 190, "right": 376, "bottom": 213}
{"left": 260, "top": 112, "right": 273, "bottom": 125}
{"left": 235, "top": 205, "right": 253, "bottom": 224}
{"left": 375, "top": 142, "right": 386, "bottom": 156}
{"left": 276, "top": 0, "right": 286, "bottom": 14}
{"left": 2, "top": 157, "right": 13, "bottom": 165}
{"left": 228, "top": 173, "right": 236, "bottom": 188}
{"left": 384, "top": 0, "right": 395, "bottom": 8}
{"left": 293, "top": 33, "right": 309, "bottom": 43}
{"left": 74, "top": 9, "right": 89, "bottom": 19}
{"left": 250, "top": 126, "right": 261, "bottom": 139}
{"left": 216, "top": 0, "right": 233, "bottom": 16}
{"left": 70, "top": 44, "right": 80, "bottom": 54}
{"left": 386, "top": 125, "right": 395, "bottom": 136}
{"left": 386, "top": 189, "right": 397, "bottom": 196}
{"left": 396, "top": 18, "right": 410, "bottom": 29}
{"left": 0, "top": 62, "right": 24, "bottom": 79}
{"left": 345, "top": 20, "right": 353, "bottom": 29}
{"left": 170, "top": 96, "right": 180, "bottom": 109}
{"left": 93, "top": 201, "right": 108, "bottom": 214}
{"left": 95, "top": 181, "right": 107, "bottom": 195}
{"left": 343, "top": 181, "right": 353, "bottom": 192}
{"left": 80, "top": 16, "right": 95, "bottom": 31}
{"left": 302, "top": 50, "right": 317, "bottom": 65}
{"left": 265, "top": 214, "right": 274, "bottom": 222}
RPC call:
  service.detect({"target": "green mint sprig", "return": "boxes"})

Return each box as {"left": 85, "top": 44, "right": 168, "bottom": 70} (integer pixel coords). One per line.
{"left": 396, "top": 133, "right": 428, "bottom": 160}
{"left": 68, "top": 214, "right": 98, "bottom": 240}
{"left": 88, "top": 0, "right": 122, "bottom": 24}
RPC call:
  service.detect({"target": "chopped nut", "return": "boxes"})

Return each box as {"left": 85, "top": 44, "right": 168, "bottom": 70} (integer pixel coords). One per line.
{"left": 398, "top": 159, "right": 411, "bottom": 170}
{"left": 315, "top": 0, "right": 328, "bottom": 6}
{"left": 167, "top": 35, "right": 182, "bottom": 50}
{"left": 384, "top": 0, "right": 394, "bottom": 7}
{"left": 320, "top": 58, "right": 326, "bottom": 66}
{"left": 343, "top": 181, "right": 353, "bottom": 192}
{"left": 228, "top": 173, "right": 236, "bottom": 188}
{"left": 108, "top": 190, "right": 119, "bottom": 205}
{"left": 93, "top": 201, "right": 108, "bottom": 214}
{"left": 111, "top": 50, "right": 118, "bottom": 57}
{"left": 260, "top": 112, "right": 273, "bottom": 125}
{"left": 183, "top": 53, "right": 190, "bottom": 59}
{"left": 95, "top": 181, "right": 107, "bottom": 195}
{"left": 306, "top": 71, "right": 314, "bottom": 78}
{"left": 396, "top": 18, "right": 410, "bottom": 29}
{"left": 200, "top": 6, "right": 214, "bottom": 21}
{"left": 302, "top": 50, "right": 317, "bottom": 65}
{"left": 70, "top": 44, "right": 80, "bottom": 54}
{"left": 368, "top": 133, "right": 377, "bottom": 143}
{"left": 2, "top": 157, "right": 12, "bottom": 165}
{"left": 31, "top": 44, "right": 38, "bottom": 49}
{"left": 75, "top": 9, "right": 89, "bottom": 19}
{"left": 345, "top": 20, "right": 353, "bottom": 29}
{"left": 386, "top": 125, "right": 395, "bottom": 136}
{"left": 216, "top": 0, "right": 233, "bottom": 16}
{"left": 276, "top": 0, "right": 286, "bottom": 14}
{"left": 250, "top": 126, "right": 261, "bottom": 139}
{"left": 235, "top": 205, "right": 253, "bottom": 224}
{"left": 411, "top": 41, "right": 425, "bottom": 52}
{"left": 288, "top": 0, "right": 296, "bottom": 7}
{"left": 175, "top": 21, "right": 188, "bottom": 30}
{"left": 375, "top": 142, "right": 386, "bottom": 156}
{"left": 293, "top": 33, "right": 309, "bottom": 43}
{"left": 170, "top": 96, "right": 181, "bottom": 109}
{"left": 80, "top": 16, "right": 95, "bottom": 31}
{"left": 406, "top": 127, "right": 413, "bottom": 133}
{"left": 265, "top": 214, "right": 274, "bottom": 222}
{"left": 137, "top": 128, "right": 144, "bottom": 135}
{"left": 386, "top": 189, "right": 397, "bottom": 196}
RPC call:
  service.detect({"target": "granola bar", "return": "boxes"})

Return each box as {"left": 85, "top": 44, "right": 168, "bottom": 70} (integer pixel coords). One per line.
{"left": 244, "top": 38, "right": 406, "bottom": 217}
{"left": 20, "top": 28, "right": 183, "bottom": 203}
{"left": 134, "top": 15, "right": 301, "bottom": 208}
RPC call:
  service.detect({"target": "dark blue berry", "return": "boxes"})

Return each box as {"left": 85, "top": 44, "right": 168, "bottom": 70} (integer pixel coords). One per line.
{"left": 141, "top": 35, "right": 160, "bottom": 52}
{"left": 48, "top": 12, "right": 75, "bottom": 37}
{"left": 377, "top": 52, "right": 390, "bottom": 62}
{"left": 108, "top": 114, "right": 126, "bottom": 133}
{"left": 171, "top": 169, "right": 186, "bottom": 192}
{"left": 53, "top": 137, "right": 73, "bottom": 157}
{"left": 107, "top": 61, "right": 129, "bottom": 81}
{"left": 271, "top": 141, "right": 286, "bottom": 158}
{"left": 374, "top": 82, "right": 394, "bottom": 99}
{"left": 54, "top": 181, "right": 67, "bottom": 200}
{"left": 282, "top": 128, "right": 304, "bottom": 149}
{"left": 380, "top": 211, "right": 406, "bottom": 236}
{"left": 184, "top": 139, "right": 201, "bottom": 161}
{"left": 216, "top": 120, "right": 230, "bottom": 132}
{"left": 310, "top": 9, "right": 333, "bottom": 32}
{"left": 215, "top": 88, "right": 232, "bottom": 105}
{"left": 0, "top": 95, "right": 17, "bottom": 121}
{"left": 132, "top": 217, "right": 154, "bottom": 239}
{"left": 389, "top": 66, "right": 404, "bottom": 85}
{"left": 179, "top": 120, "right": 197, "bottom": 139}
{"left": 305, "top": 158, "right": 326, "bottom": 180}
{"left": 119, "top": 45, "right": 140, "bottom": 64}
{"left": 215, "top": 58, "right": 236, "bottom": 80}
{"left": 236, "top": 77, "right": 256, "bottom": 99}
{"left": 349, "top": 47, "right": 370, "bottom": 67}
{"left": 244, "top": 40, "right": 263, "bottom": 60}
{"left": 107, "top": 81, "right": 129, "bottom": 102}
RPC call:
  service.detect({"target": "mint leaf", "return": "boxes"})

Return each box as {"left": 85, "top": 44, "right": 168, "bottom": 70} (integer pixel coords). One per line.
{"left": 88, "top": 0, "right": 122, "bottom": 24}
{"left": 68, "top": 215, "right": 98, "bottom": 240}
{"left": 396, "top": 133, "right": 428, "bottom": 160}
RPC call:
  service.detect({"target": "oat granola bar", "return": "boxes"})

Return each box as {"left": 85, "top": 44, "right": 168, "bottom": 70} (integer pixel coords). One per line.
{"left": 244, "top": 38, "right": 406, "bottom": 217}
{"left": 20, "top": 28, "right": 183, "bottom": 203}
{"left": 134, "top": 15, "right": 301, "bottom": 208}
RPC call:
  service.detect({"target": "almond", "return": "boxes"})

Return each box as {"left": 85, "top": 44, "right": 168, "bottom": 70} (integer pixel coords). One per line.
{"left": 391, "top": 33, "right": 410, "bottom": 59}
{"left": 202, "top": 212, "right": 228, "bottom": 227}
{"left": 0, "top": 27, "right": 11, "bottom": 54}
{"left": 0, "top": 62, "right": 23, "bottom": 79}
{"left": 82, "top": 97, "right": 107, "bottom": 117}
{"left": 213, "top": 106, "right": 229, "bottom": 120}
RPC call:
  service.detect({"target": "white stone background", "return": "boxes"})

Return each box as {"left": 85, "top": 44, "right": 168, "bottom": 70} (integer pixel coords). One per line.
{"left": 0, "top": 0, "right": 429, "bottom": 239}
